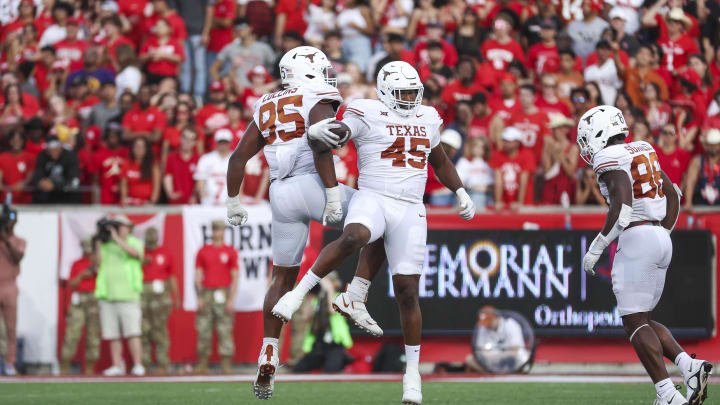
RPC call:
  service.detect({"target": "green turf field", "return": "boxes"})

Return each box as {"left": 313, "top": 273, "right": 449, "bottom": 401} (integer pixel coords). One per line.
{"left": 3, "top": 382, "right": 718, "bottom": 405}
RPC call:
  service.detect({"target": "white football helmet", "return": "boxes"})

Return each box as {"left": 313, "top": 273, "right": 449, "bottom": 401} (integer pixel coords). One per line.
{"left": 576, "top": 105, "right": 629, "bottom": 164}
{"left": 278, "top": 46, "right": 335, "bottom": 88}
{"left": 376, "top": 61, "right": 424, "bottom": 117}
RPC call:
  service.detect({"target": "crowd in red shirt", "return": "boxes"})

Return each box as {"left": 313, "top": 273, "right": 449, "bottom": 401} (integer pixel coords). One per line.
{"left": 1, "top": 0, "right": 720, "bottom": 209}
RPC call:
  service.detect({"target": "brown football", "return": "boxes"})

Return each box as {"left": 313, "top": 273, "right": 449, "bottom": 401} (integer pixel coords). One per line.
{"left": 328, "top": 120, "right": 351, "bottom": 147}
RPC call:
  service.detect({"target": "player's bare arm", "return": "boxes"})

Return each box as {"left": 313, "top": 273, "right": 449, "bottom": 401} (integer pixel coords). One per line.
{"left": 660, "top": 171, "right": 681, "bottom": 233}
{"left": 226, "top": 122, "right": 264, "bottom": 226}
{"left": 598, "top": 170, "right": 633, "bottom": 237}
{"left": 428, "top": 145, "right": 476, "bottom": 220}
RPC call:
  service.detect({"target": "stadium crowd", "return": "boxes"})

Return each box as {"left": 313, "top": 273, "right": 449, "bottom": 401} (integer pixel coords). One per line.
{"left": 1, "top": 0, "right": 720, "bottom": 210}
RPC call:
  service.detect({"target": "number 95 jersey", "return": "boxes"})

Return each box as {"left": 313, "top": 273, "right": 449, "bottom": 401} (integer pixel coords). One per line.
{"left": 593, "top": 141, "right": 666, "bottom": 222}
{"left": 253, "top": 83, "right": 342, "bottom": 181}
{"left": 343, "top": 99, "right": 443, "bottom": 203}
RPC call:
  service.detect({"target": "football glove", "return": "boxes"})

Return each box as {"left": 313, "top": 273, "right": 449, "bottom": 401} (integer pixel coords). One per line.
{"left": 322, "top": 186, "right": 343, "bottom": 225}
{"left": 308, "top": 117, "right": 343, "bottom": 149}
{"left": 456, "top": 188, "right": 475, "bottom": 220}
{"left": 583, "top": 233, "right": 609, "bottom": 276}
{"left": 227, "top": 195, "right": 248, "bottom": 226}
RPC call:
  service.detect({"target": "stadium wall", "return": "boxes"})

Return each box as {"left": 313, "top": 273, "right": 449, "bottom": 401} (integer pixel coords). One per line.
{"left": 10, "top": 206, "right": 719, "bottom": 371}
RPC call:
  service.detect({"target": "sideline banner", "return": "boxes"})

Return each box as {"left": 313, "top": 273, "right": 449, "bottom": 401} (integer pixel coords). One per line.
{"left": 182, "top": 204, "right": 272, "bottom": 312}
{"left": 327, "top": 229, "right": 716, "bottom": 338}
{"left": 15, "top": 212, "right": 59, "bottom": 364}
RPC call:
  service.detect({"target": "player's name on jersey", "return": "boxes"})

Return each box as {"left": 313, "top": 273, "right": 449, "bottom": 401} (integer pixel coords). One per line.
{"left": 386, "top": 124, "right": 429, "bottom": 138}
{"left": 261, "top": 87, "right": 299, "bottom": 103}
{"left": 623, "top": 143, "right": 654, "bottom": 154}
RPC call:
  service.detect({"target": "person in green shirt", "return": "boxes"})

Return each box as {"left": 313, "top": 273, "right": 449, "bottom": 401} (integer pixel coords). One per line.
{"left": 93, "top": 214, "right": 145, "bottom": 376}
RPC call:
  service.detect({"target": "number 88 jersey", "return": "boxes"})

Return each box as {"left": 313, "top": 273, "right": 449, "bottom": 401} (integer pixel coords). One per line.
{"left": 343, "top": 99, "right": 443, "bottom": 203}
{"left": 253, "top": 83, "right": 342, "bottom": 181}
{"left": 593, "top": 141, "right": 667, "bottom": 222}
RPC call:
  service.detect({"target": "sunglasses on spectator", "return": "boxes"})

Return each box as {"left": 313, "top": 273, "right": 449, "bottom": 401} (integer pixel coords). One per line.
{"left": 542, "top": 82, "right": 557, "bottom": 88}
{"left": 572, "top": 96, "right": 586, "bottom": 103}
{"left": 661, "top": 129, "right": 676, "bottom": 135}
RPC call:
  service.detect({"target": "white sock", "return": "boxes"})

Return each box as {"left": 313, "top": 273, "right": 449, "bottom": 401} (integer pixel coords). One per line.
{"left": 295, "top": 270, "right": 321, "bottom": 296}
{"left": 675, "top": 352, "right": 693, "bottom": 375}
{"left": 405, "top": 345, "right": 420, "bottom": 373}
{"left": 655, "top": 378, "right": 675, "bottom": 398}
{"left": 347, "top": 277, "right": 371, "bottom": 301}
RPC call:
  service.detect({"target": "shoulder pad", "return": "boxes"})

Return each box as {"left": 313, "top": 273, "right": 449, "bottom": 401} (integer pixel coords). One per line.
{"left": 593, "top": 145, "right": 629, "bottom": 175}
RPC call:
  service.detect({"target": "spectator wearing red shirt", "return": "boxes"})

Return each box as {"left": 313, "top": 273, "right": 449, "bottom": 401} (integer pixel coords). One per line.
{"left": 118, "top": 0, "right": 149, "bottom": 46}
{"left": 141, "top": 227, "right": 179, "bottom": 374}
{"left": 194, "top": 220, "right": 239, "bottom": 372}
{"left": 481, "top": 15, "right": 525, "bottom": 72}
{"left": 1, "top": 0, "right": 38, "bottom": 44}
{"left": 164, "top": 128, "right": 200, "bottom": 205}
{"left": 536, "top": 73, "right": 571, "bottom": 118}
{"left": 418, "top": 41, "right": 454, "bottom": 87}
{"left": 541, "top": 114, "right": 579, "bottom": 205}
{"left": 120, "top": 137, "right": 161, "bottom": 205}
{"left": 0, "top": 83, "right": 35, "bottom": 127}
{"left": 144, "top": 0, "right": 188, "bottom": 42}
{"left": 490, "top": 127, "right": 536, "bottom": 209}
{"left": 196, "top": 81, "right": 229, "bottom": 150}
{"left": 92, "top": 123, "right": 127, "bottom": 204}
{"left": 527, "top": 18, "right": 559, "bottom": 77}
{"left": 274, "top": 0, "right": 309, "bottom": 47}
{"left": 60, "top": 237, "right": 99, "bottom": 376}
{"left": 238, "top": 65, "right": 273, "bottom": 119}
{"left": 469, "top": 92, "right": 503, "bottom": 144}
{"left": 162, "top": 101, "right": 199, "bottom": 165}
{"left": 656, "top": 124, "right": 690, "bottom": 185}
{"left": 652, "top": 8, "right": 699, "bottom": 71}
{"left": 224, "top": 102, "right": 247, "bottom": 149}
{"left": 53, "top": 18, "right": 88, "bottom": 72}
{"left": 139, "top": 19, "right": 185, "bottom": 85}
{"left": 66, "top": 75, "right": 100, "bottom": 123}
{"left": 204, "top": 0, "right": 236, "bottom": 55}
{"left": 413, "top": 22, "right": 458, "bottom": 68}
{"left": 101, "top": 16, "right": 134, "bottom": 71}
{"left": 0, "top": 131, "right": 35, "bottom": 204}
{"left": 507, "top": 84, "right": 550, "bottom": 163}
{"left": 489, "top": 73, "right": 522, "bottom": 123}
{"left": 122, "top": 85, "right": 167, "bottom": 144}
{"left": 441, "top": 57, "right": 485, "bottom": 122}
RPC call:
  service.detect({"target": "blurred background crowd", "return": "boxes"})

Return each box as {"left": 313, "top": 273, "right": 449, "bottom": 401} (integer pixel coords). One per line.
{"left": 1, "top": 0, "right": 720, "bottom": 210}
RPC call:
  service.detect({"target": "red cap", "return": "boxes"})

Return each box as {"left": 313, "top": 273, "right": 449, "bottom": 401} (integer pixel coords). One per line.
{"left": 246, "top": 65, "right": 270, "bottom": 83}
{"left": 210, "top": 81, "right": 225, "bottom": 92}
{"left": 679, "top": 69, "right": 702, "bottom": 88}
{"left": 500, "top": 73, "right": 516, "bottom": 83}
{"left": 591, "top": 0, "right": 604, "bottom": 11}
{"left": 19, "top": 0, "right": 34, "bottom": 6}
{"left": 541, "top": 58, "right": 560, "bottom": 74}
{"left": 67, "top": 16, "right": 81, "bottom": 25}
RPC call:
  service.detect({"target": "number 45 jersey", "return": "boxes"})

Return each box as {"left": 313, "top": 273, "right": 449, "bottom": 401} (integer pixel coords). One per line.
{"left": 343, "top": 99, "right": 443, "bottom": 203}
{"left": 593, "top": 140, "right": 667, "bottom": 222}
{"left": 253, "top": 83, "right": 342, "bottom": 181}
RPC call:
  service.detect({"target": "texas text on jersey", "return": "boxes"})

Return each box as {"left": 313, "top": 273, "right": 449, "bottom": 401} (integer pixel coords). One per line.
{"left": 342, "top": 99, "right": 443, "bottom": 203}
{"left": 592, "top": 140, "right": 667, "bottom": 222}
{"left": 252, "top": 82, "right": 342, "bottom": 181}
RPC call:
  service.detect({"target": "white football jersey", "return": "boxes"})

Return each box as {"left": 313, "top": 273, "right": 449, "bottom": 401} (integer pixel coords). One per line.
{"left": 194, "top": 150, "right": 231, "bottom": 206}
{"left": 343, "top": 99, "right": 443, "bottom": 203}
{"left": 252, "top": 83, "right": 342, "bottom": 181}
{"left": 593, "top": 141, "right": 666, "bottom": 222}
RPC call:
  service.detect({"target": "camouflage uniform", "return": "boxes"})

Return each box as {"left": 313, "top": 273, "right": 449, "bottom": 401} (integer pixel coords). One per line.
{"left": 196, "top": 287, "right": 235, "bottom": 358}
{"left": 60, "top": 291, "right": 100, "bottom": 364}
{"left": 141, "top": 281, "right": 173, "bottom": 368}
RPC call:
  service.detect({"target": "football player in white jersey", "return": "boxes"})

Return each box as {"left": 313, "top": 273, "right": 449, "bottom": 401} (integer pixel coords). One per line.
{"left": 225, "top": 46, "right": 386, "bottom": 400}
{"left": 578, "top": 106, "right": 712, "bottom": 405}
{"left": 272, "top": 61, "right": 476, "bottom": 405}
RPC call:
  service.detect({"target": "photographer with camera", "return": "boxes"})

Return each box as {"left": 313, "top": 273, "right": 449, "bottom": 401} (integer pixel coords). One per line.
{"left": 93, "top": 214, "right": 145, "bottom": 376}
{"left": 0, "top": 204, "right": 25, "bottom": 376}
{"left": 60, "top": 237, "right": 100, "bottom": 375}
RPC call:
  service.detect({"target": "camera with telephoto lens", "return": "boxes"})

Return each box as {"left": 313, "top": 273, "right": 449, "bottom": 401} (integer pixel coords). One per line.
{"left": 95, "top": 218, "right": 122, "bottom": 243}
{"left": 0, "top": 204, "right": 17, "bottom": 232}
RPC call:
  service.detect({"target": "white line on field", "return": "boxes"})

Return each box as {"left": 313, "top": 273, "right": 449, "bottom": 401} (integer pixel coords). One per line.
{"left": 1, "top": 374, "right": 719, "bottom": 384}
